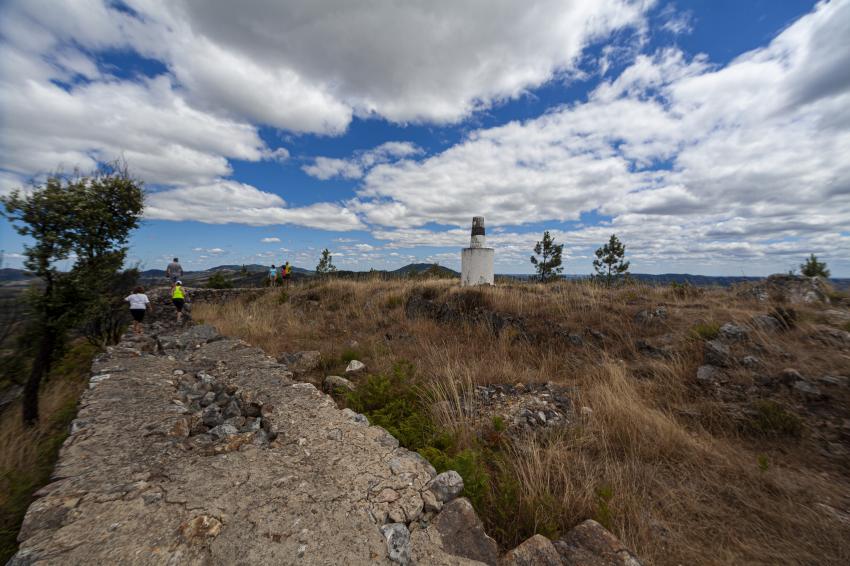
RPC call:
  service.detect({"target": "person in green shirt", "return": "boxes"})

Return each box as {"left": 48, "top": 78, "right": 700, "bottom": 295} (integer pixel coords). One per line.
{"left": 171, "top": 280, "right": 188, "bottom": 323}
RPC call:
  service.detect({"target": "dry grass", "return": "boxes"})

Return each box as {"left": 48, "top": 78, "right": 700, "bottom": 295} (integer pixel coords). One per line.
{"left": 195, "top": 278, "right": 850, "bottom": 565}
{"left": 0, "top": 341, "right": 95, "bottom": 562}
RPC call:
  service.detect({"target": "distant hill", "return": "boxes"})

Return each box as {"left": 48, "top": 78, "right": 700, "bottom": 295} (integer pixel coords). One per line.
{"left": 9, "top": 264, "right": 849, "bottom": 291}
{"left": 0, "top": 268, "right": 35, "bottom": 283}
{"left": 391, "top": 263, "right": 460, "bottom": 277}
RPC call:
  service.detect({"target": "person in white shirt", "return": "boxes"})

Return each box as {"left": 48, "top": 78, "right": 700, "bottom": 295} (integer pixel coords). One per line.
{"left": 125, "top": 286, "right": 153, "bottom": 335}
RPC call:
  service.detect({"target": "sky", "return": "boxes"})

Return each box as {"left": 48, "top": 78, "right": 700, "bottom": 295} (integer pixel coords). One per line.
{"left": 1, "top": 0, "right": 849, "bottom": 276}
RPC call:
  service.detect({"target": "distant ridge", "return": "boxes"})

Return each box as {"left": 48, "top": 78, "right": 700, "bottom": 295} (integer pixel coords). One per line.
{"left": 5, "top": 265, "right": 848, "bottom": 291}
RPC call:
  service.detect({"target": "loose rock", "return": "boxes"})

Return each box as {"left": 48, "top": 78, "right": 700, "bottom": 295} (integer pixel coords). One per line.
{"left": 345, "top": 359, "right": 366, "bottom": 373}
{"left": 502, "top": 534, "right": 562, "bottom": 566}
{"left": 428, "top": 470, "right": 464, "bottom": 503}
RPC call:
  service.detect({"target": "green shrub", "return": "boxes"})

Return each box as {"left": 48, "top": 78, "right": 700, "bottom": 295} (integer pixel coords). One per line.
{"left": 205, "top": 272, "right": 233, "bottom": 289}
{"left": 385, "top": 294, "right": 404, "bottom": 309}
{"left": 340, "top": 348, "right": 361, "bottom": 364}
{"left": 750, "top": 400, "right": 803, "bottom": 437}
{"left": 594, "top": 484, "right": 615, "bottom": 530}
{"left": 345, "top": 362, "right": 436, "bottom": 450}
{"left": 690, "top": 322, "right": 720, "bottom": 340}
{"left": 757, "top": 455, "right": 770, "bottom": 472}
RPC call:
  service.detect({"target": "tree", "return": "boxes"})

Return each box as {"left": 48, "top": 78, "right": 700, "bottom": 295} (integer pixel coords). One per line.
{"left": 593, "top": 234, "right": 630, "bottom": 286}
{"left": 206, "top": 271, "right": 234, "bottom": 289}
{"left": 1, "top": 164, "right": 144, "bottom": 424}
{"left": 530, "top": 231, "right": 564, "bottom": 282}
{"left": 316, "top": 248, "right": 336, "bottom": 275}
{"left": 800, "top": 254, "right": 830, "bottom": 278}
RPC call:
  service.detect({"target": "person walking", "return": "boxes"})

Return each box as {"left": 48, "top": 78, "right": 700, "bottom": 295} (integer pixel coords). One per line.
{"left": 166, "top": 257, "right": 183, "bottom": 283}
{"left": 268, "top": 264, "right": 277, "bottom": 287}
{"left": 172, "top": 280, "right": 188, "bottom": 323}
{"left": 125, "top": 286, "right": 153, "bottom": 335}
{"left": 282, "top": 261, "right": 292, "bottom": 287}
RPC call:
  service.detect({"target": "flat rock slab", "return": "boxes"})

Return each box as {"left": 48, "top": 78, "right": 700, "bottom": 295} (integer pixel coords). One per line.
{"left": 12, "top": 324, "right": 485, "bottom": 566}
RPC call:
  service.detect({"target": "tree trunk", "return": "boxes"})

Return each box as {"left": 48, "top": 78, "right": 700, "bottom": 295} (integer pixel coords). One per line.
{"left": 22, "top": 324, "right": 55, "bottom": 425}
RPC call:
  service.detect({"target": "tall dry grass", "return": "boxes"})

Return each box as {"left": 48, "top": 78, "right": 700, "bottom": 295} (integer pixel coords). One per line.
{"left": 0, "top": 341, "right": 94, "bottom": 562}
{"left": 194, "top": 278, "right": 850, "bottom": 564}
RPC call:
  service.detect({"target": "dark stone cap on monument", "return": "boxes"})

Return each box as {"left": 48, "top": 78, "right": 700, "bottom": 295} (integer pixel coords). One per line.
{"left": 471, "top": 216, "right": 485, "bottom": 237}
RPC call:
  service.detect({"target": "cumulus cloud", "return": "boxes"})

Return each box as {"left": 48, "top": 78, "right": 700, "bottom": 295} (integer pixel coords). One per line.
{"left": 145, "top": 180, "right": 365, "bottom": 230}
{"left": 261, "top": 237, "right": 281, "bottom": 243}
{"left": 303, "top": 141, "right": 422, "bottom": 180}
{"left": 356, "top": 0, "right": 850, "bottom": 268}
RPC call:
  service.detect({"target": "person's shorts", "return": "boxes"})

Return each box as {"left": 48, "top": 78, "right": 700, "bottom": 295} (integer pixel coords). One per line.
{"left": 173, "top": 298, "right": 185, "bottom": 312}
{"left": 130, "top": 309, "right": 146, "bottom": 322}
{"left": 170, "top": 275, "right": 179, "bottom": 283}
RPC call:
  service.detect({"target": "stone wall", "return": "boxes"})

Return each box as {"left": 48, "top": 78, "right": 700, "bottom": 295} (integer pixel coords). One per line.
{"left": 12, "top": 292, "right": 642, "bottom": 566}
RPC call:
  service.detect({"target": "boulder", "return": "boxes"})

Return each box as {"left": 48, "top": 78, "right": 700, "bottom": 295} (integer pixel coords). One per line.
{"left": 740, "top": 355, "right": 763, "bottom": 369}
{"left": 696, "top": 365, "right": 724, "bottom": 384}
{"left": 751, "top": 314, "right": 783, "bottom": 333}
{"left": 553, "top": 519, "right": 643, "bottom": 566}
{"left": 380, "top": 523, "right": 411, "bottom": 565}
{"left": 431, "top": 498, "right": 499, "bottom": 566}
{"left": 428, "top": 470, "right": 464, "bottom": 503}
{"left": 324, "top": 375, "right": 356, "bottom": 392}
{"left": 502, "top": 534, "right": 563, "bottom": 566}
{"left": 719, "top": 323, "right": 748, "bottom": 342}
{"left": 278, "top": 351, "right": 322, "bottom": 373}
{"left": 704, "top": 340, "right": 731, "bottom": 367}
{"left": 346, "top": 359, "right": 366, "bottom": 373}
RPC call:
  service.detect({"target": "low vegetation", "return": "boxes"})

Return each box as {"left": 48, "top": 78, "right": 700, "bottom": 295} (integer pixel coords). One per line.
{"left": 0, "top": 341, "right": 96, "bottom": 563}
{"left": 192, "top": 277, "right": 849, "bottom": 564}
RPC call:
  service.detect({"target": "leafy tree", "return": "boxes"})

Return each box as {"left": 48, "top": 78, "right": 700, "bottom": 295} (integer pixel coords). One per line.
{"left": 530, "top": 231, "right": 564, "bottom": 282}
{"left": 1, "top": 164, "right": 144, "bottom": 424}
{"left": 593, "top": 234, "right": 630, "bottom": 286}
{"left": 316, "top": 248, "right": 337, "bottom": 275}
{"left": 206, "top": 272, "right": 234, "bottom": 289}
{"left": 800, "top": 254, "right": 830, "bottom": 278}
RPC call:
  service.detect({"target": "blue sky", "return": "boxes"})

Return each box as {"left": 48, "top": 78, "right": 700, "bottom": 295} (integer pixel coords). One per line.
{"left": 1, "top": 0, "right": 849, "bottom": 275}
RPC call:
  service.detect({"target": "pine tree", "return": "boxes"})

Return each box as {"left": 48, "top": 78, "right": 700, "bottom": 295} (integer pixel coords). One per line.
{"left": 316, "top": 248, "right": 337, "bottom": 275}
{"left": 800, "top": 254, "right": 830, "bottom": 278}
{"left": 593, "top": 234, "right": 630, "bottom": 286}
{"left": 530, "top": 231, "right": 564, "bottom": 282}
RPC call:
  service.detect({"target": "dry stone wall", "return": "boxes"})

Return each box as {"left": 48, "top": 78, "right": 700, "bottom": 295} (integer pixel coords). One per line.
{"left": 12, "top": 288, "right": 643, "bottom": 566}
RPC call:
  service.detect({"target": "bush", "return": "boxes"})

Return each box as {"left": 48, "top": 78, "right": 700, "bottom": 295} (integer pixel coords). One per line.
{"left": 749, "top": 401, "right": 803, "bottom": 437}
{"left": 690, "top": 322, "right": 720, "bottom": 340}
{"left": 205, "top": 272, "right": 233, "bottom": 289}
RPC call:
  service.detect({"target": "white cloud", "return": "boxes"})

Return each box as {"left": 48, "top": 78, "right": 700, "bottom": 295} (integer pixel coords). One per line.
{"left": 355, "top": 0, "right": 850, "bottom": 268}
{"left": 1, "top": 0, "right": 651, "bottom": 133}
{"left": 261, "top": 237, "right": 281, "bottom": 243}
{"left": 303, "top": 141, "right": 422, "bottom": 180}
{"left": 208, "top": 248, "right": 225, "bottom": 255}
{"left": 145, "top": 180, "right": 365, "bottom": 230}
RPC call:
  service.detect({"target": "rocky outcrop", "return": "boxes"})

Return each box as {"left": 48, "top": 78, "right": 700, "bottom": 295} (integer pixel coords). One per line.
{"left": 740, "top": 275, "right": 832, "bottom": 304}
{"left": 11, "top": 319, "right": 488, "bottom": 565}
{"left": 13, "top": 290, "right": 645, "bottom": 565}
{"left": 553, "top": 519, "right": 643, "bottom": 565}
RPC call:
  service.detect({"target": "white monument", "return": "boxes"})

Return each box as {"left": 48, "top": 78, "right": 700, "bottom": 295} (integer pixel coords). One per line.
{"left": 461, "top": 216, "right": 494, "bottom": 286}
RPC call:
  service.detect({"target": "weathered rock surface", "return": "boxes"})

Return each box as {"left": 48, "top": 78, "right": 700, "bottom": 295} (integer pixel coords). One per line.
{"left": 346, "top": 359, "right": 366, "bottom": 373}
{"left": 429, "top": 470, "right": 465, "bottom": 503}
{"left": 501, "top": 534, "right": 562, "bottom": 565}
{"left": 12, "top": 318, "right": 487, "bottom": 565}
{"left": 431, "top": 498, "right": 500, "bottom": 566}
{"left": 324, "top": 375, "right": 356, "bottom": 392}
{"left": 553, "top": 519, "right": 643, "bottom": 566}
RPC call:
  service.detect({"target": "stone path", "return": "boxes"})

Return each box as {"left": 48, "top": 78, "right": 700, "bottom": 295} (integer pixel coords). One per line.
{"left": 11, "top": 318, "right": 488, "bottom": 565}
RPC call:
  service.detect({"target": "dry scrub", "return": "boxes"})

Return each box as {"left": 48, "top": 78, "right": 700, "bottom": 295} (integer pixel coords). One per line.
{"left": 0, "top": 341, "right": 95, "bottom": 562}
{"left": 195, "top": 279, "right": 850, "bottom": 565}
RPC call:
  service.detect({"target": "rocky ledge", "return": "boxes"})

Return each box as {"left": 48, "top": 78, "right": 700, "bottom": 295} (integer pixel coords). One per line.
{"left": 12, "top": 293, "right": 641, "bottom": 565}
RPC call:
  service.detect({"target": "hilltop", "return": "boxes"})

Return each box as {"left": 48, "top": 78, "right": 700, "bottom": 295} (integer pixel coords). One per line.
{"left": 189, "top": 276, "right": 850, "bottom": 565}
